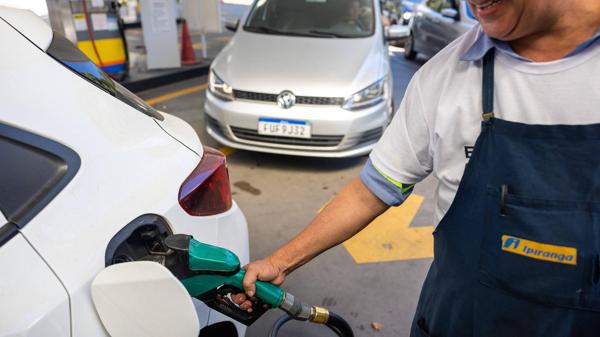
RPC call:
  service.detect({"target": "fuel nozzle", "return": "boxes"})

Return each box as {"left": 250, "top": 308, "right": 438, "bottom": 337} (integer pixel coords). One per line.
{"left": 278, "top": 292, "right": 329, "bottom": 323}
{"left": 162, "top": 234, "right": 352, "bottom": 336}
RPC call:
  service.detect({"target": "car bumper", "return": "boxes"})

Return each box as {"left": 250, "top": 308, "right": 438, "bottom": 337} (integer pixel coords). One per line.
{"left": 204, "top": 91, "right": 389, "bottom": 158}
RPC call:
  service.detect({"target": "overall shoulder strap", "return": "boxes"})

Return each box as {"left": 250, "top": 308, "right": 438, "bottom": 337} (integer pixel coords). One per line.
{"left": 482, "top": 49, "right": 495, "bottom": 121}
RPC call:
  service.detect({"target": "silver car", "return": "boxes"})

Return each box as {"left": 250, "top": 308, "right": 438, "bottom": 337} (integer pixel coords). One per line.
{"left": 205, "top": 0, "right": 394, "bottom": 158}
{"left": 404, "top": 0, "right": 476, "bottom": 59}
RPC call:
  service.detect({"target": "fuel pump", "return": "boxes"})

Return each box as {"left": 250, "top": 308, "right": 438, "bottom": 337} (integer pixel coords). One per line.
{"left": 69, "top": 0, "right": 129, "bottom": 79}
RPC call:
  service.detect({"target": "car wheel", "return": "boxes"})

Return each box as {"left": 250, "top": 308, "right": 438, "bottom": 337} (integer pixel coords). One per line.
{"left": 404, "top": 33, "right": 417, "bottom": 60}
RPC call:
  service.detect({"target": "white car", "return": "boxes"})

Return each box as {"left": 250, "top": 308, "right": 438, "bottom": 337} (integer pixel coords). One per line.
{"left": 0, "top": 7, "right": 248, "bottom": 337}
{"left": 206, "top": 0, "right": 394, "bottom": 158}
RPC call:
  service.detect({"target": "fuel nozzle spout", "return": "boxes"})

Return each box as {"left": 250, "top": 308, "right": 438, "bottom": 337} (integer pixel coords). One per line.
{"left": 278, "top": 292, "right": 312, "bottom": 320}
{"left": 278, "top": 292, "right": 330, "bottom": 324}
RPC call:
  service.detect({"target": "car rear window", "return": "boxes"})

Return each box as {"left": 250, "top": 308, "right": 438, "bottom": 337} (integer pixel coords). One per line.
{"left": 0, "top": 137, "right": 65, "bottom": 222}
{"left": 46, "top": 33, "right": 164, "bottom": 121}
{"left": 0, "top": 124, "right": 80, "bottom": 228}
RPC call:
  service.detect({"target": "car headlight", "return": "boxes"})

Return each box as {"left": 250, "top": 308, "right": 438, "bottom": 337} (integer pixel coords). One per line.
{"left": 209, "top": 70, "right": 234, "bottom": 101}
{"left": 343, "top": 78, "right": 387, "bottom": 110}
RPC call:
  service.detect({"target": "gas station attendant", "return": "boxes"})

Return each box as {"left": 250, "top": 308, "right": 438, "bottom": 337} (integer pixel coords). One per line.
{"left": 236, "top": 1, "right": 600, "bottom": 335}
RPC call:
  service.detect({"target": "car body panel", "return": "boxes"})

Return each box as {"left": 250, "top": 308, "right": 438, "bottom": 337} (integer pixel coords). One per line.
{"left": 0, "top": 6, "right": 52, "bottom": 50}
{"left": 213, "top": 30, "right": 389, "bottom": 97}
{"left": 0, "top": 9, "right": 248, "bottom": 337}
{"left": 0, "top": 234, "right": 70, "bottom": 337}
{"left": 413, "top": 4, "right": 447, "bottom": 54}
{"left": 154, "top": 112, "right": 203, "bottom": 156}
{"left": 410, "top": 0, "right": 476, "bottom": 58}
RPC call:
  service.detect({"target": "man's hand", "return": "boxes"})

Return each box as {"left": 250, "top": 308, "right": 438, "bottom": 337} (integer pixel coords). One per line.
{"left": 233, "top": 258, "right": 287, "bottom": 312}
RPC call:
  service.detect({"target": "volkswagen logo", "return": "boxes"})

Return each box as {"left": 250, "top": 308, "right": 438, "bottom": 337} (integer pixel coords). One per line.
{"left": 277, "top": 91, "right": 296, "bottom": 109}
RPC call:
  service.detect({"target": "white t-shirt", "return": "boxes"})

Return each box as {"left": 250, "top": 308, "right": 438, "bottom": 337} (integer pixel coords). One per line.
{"left": 370, "top": 25, "right": 600, "bottom": 225}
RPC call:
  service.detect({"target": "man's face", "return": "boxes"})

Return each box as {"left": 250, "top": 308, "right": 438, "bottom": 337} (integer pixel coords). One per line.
{"left": 467, "top": 0, "right": 561, "bottom": 41}
{"left": 349, "top": 1, "right": 361, "bottom": 20}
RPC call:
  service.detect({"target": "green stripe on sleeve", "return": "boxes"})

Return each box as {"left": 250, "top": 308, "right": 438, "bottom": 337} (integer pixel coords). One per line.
{"left": 373, "top": 165, "right": 415, "bottom": 194}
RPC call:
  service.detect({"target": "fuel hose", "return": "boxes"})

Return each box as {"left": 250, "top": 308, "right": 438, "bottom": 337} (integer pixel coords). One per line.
{"left": 273, "top": 291, "right": 354, "bottom": 337}
{"left": 268, "top": 311, "right": 354, "bottom": 337}
{"left": 81, "top": 0, "right": 105, "bottom": 67}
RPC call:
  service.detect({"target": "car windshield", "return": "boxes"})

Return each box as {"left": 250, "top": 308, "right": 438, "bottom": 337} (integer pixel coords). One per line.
{"left": 46, "top": 33, "right": 163, "bottom": 120}
{"left": 244, "top": 0, "right": 375, "bottom": 38}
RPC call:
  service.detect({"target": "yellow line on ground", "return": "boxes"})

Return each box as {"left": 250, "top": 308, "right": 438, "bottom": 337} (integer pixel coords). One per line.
{"left": 145, "top": 84, "right": 208, "bottom": 106}
{"left": 218, "top": 146, "right": 236, "bottom": 156}
{"left": 342, "top": 194, "right": 434, "bottom": 263}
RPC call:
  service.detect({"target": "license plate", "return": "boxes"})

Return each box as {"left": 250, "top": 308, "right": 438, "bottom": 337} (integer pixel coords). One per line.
{"left": 258, "top": 118, "right": 311, "bottom": 139}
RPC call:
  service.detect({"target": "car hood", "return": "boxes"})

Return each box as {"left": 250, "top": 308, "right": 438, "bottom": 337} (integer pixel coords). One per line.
{"left": 212, "top": 30, "right": 388, "bottom": 98}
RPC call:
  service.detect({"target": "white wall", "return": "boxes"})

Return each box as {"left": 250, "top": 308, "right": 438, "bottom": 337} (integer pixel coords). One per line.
{"left": 182, "top": 0, "right": 221, "bottom": 33}
{"left": 221, "top": 0, "right": 253, "bottom": 5}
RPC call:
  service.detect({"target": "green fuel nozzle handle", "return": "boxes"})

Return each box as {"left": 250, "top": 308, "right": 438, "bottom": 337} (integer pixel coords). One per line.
{"left": 183, "top": 269, "right": 286, "bottom": 308}
{"left": 172, "top": 236, "right": 284, "bottom": 307}
{"left": 164, "top": 234, "right": 326, "bottom": 325}
{"left": 234, "top": 269, "right": 317, "bottom": 322}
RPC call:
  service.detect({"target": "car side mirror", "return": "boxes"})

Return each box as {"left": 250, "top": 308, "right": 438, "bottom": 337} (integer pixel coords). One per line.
{"left": 91, "top": 261, "right": 200, "bottom": 337}
{"left": 385, "top": 24, "right": 410, "bottom": 41}
{"left": 441, "top": 8, "right": 459, "bottom": 20}
{"left": 225, "top": 18, "right": 240, "bottom": 32}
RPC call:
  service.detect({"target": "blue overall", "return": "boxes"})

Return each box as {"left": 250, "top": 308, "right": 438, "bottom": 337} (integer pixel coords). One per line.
{"left": 410, "top": 50, "right": 600, "bottom": 337}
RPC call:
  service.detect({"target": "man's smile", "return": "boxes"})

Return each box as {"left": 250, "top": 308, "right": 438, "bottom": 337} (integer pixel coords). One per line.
{"left": 469, "top": 0, "right": 506, "bottom": 19}
{"left": 470, "top": 0, "right": 503, "bottom": 9}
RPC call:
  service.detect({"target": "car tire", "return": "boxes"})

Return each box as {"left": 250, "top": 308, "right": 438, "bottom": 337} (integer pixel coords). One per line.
{"left": 404, "top": 33, "right": 417, "bottom": 60}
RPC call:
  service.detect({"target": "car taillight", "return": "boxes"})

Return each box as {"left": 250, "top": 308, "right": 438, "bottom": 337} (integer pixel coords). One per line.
{"left": 179, "top": 147, "right": 232, "bottom": 216}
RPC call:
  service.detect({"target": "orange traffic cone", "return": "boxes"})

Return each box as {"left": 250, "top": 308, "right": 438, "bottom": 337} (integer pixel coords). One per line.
{"left": 181, "top": 19, "right": 197, "bottom": 65}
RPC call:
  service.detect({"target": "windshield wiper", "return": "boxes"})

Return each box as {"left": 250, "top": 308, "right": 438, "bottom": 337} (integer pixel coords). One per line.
{"left": 244, "top": 26, "right": 334, "bottom": 38}
{"left": 309, "top": 30, "right": 361, "bottom": 38}
{"left": 244, "top": 26, "right": 287, "bottom": 34}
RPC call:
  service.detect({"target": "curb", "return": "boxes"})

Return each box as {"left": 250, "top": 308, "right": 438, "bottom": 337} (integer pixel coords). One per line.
{"left": 122, "top": 62, "right": 211, "bottom": 93}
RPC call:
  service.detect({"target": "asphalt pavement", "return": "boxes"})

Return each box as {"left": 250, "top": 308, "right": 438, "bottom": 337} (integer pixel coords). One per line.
{"left": 137, "top": 47, "right": 435, "bottom": 337}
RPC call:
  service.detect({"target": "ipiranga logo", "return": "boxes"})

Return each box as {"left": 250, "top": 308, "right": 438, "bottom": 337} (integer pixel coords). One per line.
{"left": 501, "top": 235, "right": 577, "bottom": 266}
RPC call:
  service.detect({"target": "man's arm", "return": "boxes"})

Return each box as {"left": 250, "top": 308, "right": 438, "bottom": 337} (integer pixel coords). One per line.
{"left": 237, "top": 74, "right": 431, "bottom": 309}
{"left": 238, "top": 176, "right": 389, "bottom": 301}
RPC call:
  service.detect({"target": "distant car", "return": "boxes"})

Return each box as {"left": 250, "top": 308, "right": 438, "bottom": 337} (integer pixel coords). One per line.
{"left": 399, "top": 0, "right": 423, "bottom": 24}
{"left": 220, "top": 0, "right": 252, "bottom": 21}
{"left": 206, "top": 0, "right": 394, "bottom": 158}
{"left": 404, "top": 0, "right": 476, "bottom": 60}
{"left": 0, "top": 6, "right": 248, "bottom": 337}
{"left": 381, "top": 0, "right": 402, "bottom": 24}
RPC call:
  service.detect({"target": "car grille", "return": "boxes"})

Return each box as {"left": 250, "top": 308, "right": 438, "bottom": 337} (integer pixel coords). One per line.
{"left": 358, "top": 128, "right": 384, "bottom": 144}
{"left": 206, "top": 114, "right": 226, "bottom": 132}
{"left": 233, "top": 90, "right": 344, "bottom": 106}
{"left": 230, "top": 127, "right": 344, "bottom": 147}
